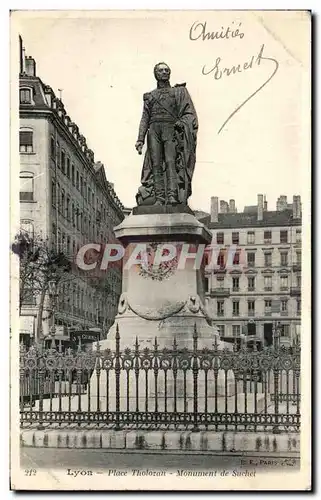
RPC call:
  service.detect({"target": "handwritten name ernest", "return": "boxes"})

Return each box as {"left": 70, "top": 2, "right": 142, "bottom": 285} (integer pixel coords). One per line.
{"left": 195, "top": 42, "right": 279, "bottom": 134}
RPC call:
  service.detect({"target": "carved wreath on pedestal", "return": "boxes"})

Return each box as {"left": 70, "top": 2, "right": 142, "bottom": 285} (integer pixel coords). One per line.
{"left": 138, "top": 242, "right": 178, "bottom": 281}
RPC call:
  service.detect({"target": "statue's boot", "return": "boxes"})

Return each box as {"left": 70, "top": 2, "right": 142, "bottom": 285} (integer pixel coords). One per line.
{"left": 153, "top": 169, "right": 166, "bottom": 205}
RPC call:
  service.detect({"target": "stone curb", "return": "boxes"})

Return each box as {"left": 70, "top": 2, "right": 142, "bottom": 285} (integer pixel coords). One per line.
{"left": 20, "top": 429, "right": 300, "bottom": 454}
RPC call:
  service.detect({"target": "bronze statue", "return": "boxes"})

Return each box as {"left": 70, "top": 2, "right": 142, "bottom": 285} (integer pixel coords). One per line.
{"left": 135, "top": 62, "right": 198, "bottom": 206}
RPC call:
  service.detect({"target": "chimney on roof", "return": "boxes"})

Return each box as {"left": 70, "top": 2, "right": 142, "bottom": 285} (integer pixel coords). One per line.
{"left": 220, "top": 200, "right": 229, "bottom": 214}
{"left": 293, "top": 195, "right": 302, "bottom": 219}
{"left": 277, "top": 195, "right": 287, "bottom": 211}
{"left": 229, "top": 199, "right": 236, "bottom": 213}
{"left": 25, "top": 55, "right": 36, "bottom": 77}
{"left": 257, "top": 194, "right": 264, "bottom": 221}
{"left": 210, "top": 196, "right": 219, "bottom": 223}
{"left": 263, "top": 195, "right": 268, "bottom": 211}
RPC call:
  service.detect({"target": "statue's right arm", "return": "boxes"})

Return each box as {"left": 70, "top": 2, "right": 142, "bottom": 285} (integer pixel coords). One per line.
{"left": 137, "top": 94, "right": 150, "bottom": 144}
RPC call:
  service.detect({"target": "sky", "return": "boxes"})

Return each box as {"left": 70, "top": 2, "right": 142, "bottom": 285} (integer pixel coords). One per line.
{"left": 13, "top": 10, "right": 310, "bottom": 213}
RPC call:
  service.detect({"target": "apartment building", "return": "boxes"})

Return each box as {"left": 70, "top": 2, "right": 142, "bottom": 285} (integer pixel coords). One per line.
{"left": 197, "top": 194, "right": 302, "bottom": 346}
{"left": 19, "top": 38, "right": 125, "bottom": 342}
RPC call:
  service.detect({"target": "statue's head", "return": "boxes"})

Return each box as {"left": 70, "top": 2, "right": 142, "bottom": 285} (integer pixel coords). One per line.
{"left": 154, "top": 62, "right": 171, "bottom": 82}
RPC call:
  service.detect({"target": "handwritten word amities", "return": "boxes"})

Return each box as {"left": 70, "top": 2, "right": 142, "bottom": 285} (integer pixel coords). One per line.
{"left": 189, "top": 21, "right": 244, "bottom": 41}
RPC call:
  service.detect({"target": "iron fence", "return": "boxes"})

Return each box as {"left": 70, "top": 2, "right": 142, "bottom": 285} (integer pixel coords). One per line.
{"left": 20, "top": 325, "right": 300, "bottom": 433}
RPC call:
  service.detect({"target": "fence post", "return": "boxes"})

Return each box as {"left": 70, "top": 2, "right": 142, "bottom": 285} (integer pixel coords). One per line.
{"left": 37, "top": 345, "right": 45, "bottom": 430}
{"left": 273, "top": 342, "right": 281, "bottom": 434}
{"left": 115, "top": 324, "right": 120, "bottom": 430}
{"left": 192, "top": 324, "right": 199, "bottom": 432}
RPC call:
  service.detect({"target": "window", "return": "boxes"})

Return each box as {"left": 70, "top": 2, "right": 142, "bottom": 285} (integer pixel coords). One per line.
{"left": 71, "top": 164, "right": 75, "bottom": 185}
{"left": 61, "top": 150, "right": 65, "bottom": 174}
{"left": 264, "top": 300, "right": 272, "bottom": 315}
{"left": 296, "top": 229, "right": 301, "bottom": 243}
{"left": 280, "top": 252, "right": 288, "bottom": 266}
{"left": 296, "top": 251, "right": 302, "bottom": 265}
{"left": 281, "top": 299, "right": 288, "bottom": 313}
{"left": 76, "top": 206, "right": 80, "bottom": 230}
{"left": 51, "top": 179, "right": 56, "bottom": 206}
{"left": 297, "top": 299, "right": 301, "bottom": 315}
{"left": 66, "top": 197, "right": 70, "bottom": 220}
{"left": 50, "top": 137, "right": 56, "bottom": 159}
{"left": 264, "top": 252, "right": 272, "bottom": 267}
{"left": 264, "top": 275, "right": 272, "bottom": 291}
{"left": 248, "top": 300, "right": 255, "bottom": 316}
{"left": 76, "top": 171, "right": 80, "bottom": 190}
{"left": 280, "top": 275, "right": 288, "bottom": 290}
{"left": 297, "top": 274, "right": 301, "bottom": 288}
{"left": 57, "top": 143, "right": 60, "bottom": 167}
{"left": 247, "top": 252, "right": 255, "bottom": 267}
{"left": 83, "top": 181, "right": 87, "bottom": 201}
{"left": 19, "top": 130, "right": 33, "bottom": 153}
{"left": 280, "top": 230, "right": 288, "bottom": 243}
{"left": 232, "top": 232, "right": 239, "bottom": 245}
{"left": 216, "top": 232, "right": 224, "bottom": 244}
{"left": 248, "top": 277, "right": 255, "bottom": 291}
{"left": 247, "top": 231, "right": 255, "bottom": 244}
{"left": 217, "top": 251, "right": 225, "bottom": 268}
{"left": 66, "top": 157, "right": 70, "bottom": 178}
{"left": 280, "top": 324, "right": 290, "bottom": 337}
{"left": 232, "top": 301, "right": 239, "bottom": 316}
{"left": 61, "top": 190, "right": 65, "bottom": 215}
{"left": 72, "top": 203, "right": 75, "bottom": 226}
{"left": 217, "top": 276, "right": 224, "bottom": 288}
{"left": 217, "top": 300, "right": 224, "bottom": 317}
{"left": 80, "top": 176, "right": 83, "bottom": 195}
{"left": 233, "top": 252, "right": 240, "bottom": 265}
{"left": 19, "top": 172, "right": 34, "bottom": 201}
{"left": 264, "top": 230, "right": 272, "bottom": 243}
{"left": 232, "top": 325, "right": 241, "bottom": 337}
{"left": 57, "top": 183, "right": 61, "bottom": 212}
{"left": 217, "top": 325, "right": 225, "bottom": 336}
{"left": 232, "top": 277, "right": 239, "bottom": 291}
{"left": 204, "top": 277, "right": 209, "bottom": 293}
{"left": 20, "top": 88, "right": 32, "bottom": 104}
{"left": 67, "top": 236, "right": 71, "bottom": 253}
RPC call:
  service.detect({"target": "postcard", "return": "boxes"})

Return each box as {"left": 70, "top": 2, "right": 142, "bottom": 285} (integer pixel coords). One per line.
{"left": 10, "top": 9, "right": 311, "bottom": 491}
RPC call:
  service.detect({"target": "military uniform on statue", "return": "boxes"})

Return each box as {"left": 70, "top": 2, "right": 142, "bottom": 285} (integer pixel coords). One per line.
{"left": 135, "top": 62, "right": 198, "bottom": 207}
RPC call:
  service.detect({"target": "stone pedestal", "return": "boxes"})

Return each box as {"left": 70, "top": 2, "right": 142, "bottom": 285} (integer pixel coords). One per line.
{"left": 104, "top": 206, "right": 216, "bottom": 350}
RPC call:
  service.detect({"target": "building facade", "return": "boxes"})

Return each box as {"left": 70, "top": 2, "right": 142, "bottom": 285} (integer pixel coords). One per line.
{"left": 196, "top": 194, "right": 302, "bottom": 346}
{"left": 19, "top": 38, "right": 125, "bottom": 342}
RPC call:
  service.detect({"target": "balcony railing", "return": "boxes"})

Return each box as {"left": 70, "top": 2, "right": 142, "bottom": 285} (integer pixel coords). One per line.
{"left": 293, "top": 264, "right": 301, "bottom": 272}
{"left": 264, "top": 286, "right": 272, "bottom": 291}
{"left": 248, "top": 310, "right": 255, "bottom": 316}
{"left": 290, "top": 287, "right": 301, "bottom": 296}
{"left": 209, "top": 288, "right": 230, "bottom": 297}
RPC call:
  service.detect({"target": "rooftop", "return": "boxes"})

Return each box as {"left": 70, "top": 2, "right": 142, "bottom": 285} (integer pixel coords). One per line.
{"left": 197, "top": 208, "right": 301, "bottom": 229}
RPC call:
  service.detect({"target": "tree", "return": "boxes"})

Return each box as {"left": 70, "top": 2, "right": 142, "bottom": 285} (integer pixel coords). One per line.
{"left": 12, "top": 230, "right": 71, "bottom": 342}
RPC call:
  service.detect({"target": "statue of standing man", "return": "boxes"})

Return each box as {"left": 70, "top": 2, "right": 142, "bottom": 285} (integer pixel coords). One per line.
{"left": 135, "top": 63, "right": 198, "bottom": 207}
